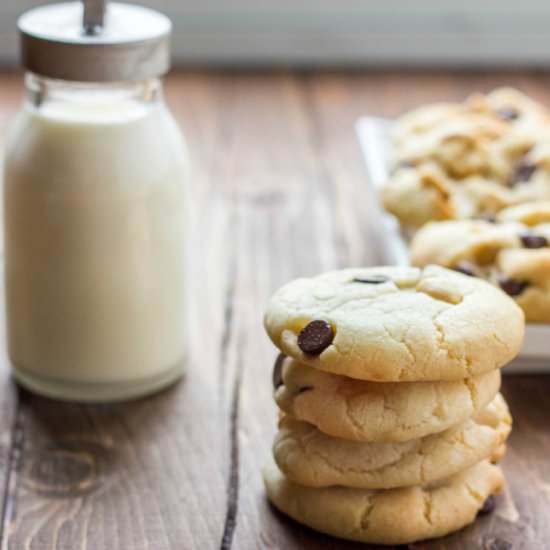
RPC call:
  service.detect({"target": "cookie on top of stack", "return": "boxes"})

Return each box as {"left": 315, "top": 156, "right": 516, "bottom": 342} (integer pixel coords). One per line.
{"left": 382, "top": 88, "right": 550, "bottom": 229}
{"left": 410, "top": 201, "right": 550, "bottom": 322}
{"left": 262, "top": 265, "right": 524, "bottom": 546}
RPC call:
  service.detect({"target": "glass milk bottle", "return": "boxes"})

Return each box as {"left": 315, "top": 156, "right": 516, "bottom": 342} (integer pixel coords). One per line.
{"left": 3, "top": 1, "right": 189, "bottom": 401}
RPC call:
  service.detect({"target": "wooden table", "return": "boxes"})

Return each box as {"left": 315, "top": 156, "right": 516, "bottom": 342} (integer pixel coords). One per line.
{"left": 0, "top": 71, "right": 549, "bottom": 550}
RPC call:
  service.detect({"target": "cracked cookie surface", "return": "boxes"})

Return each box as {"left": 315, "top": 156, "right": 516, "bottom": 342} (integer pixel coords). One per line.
{"left": 264, "top": 266, "right": 524, "bottom": 382}
{"left": 275, "top": 357, "right": 501, "bottom": 442}
{"left": 410, "top": 205, "right": 550, "bottom": 322}
{"left": 263, "top": 458, "right": 504, "bottom": 545}
{"left": 273, "top": 393, "right": 510, "bottom": 490}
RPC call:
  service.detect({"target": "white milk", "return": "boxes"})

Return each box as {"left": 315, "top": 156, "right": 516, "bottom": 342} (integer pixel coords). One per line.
{"left": 4, "top": 97, "right": 189, "bottom": 394}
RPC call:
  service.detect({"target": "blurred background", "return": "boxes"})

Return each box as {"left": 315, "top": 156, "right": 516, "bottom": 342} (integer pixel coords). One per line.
{"left": 2, "top": 0, "right": 550, "bottom": 67}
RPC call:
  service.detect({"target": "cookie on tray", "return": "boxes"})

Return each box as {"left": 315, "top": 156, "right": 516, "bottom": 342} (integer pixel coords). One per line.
{"left": 497, "top": 200, "right": 550, "bottom": 225}
{"left": 273, "top": 393, "right": 511, "bottom": 490}
{"left": 274, "top": 357, "right": 501, "bottom": 442}
{"left": 382, "top": 88, "right": 550, "bottom": 228}
{"left": 263, "top": 459, "right": 504, "bottom": 546}
{"left": 383, "top": 163, "right": 550, "bottom": 229}
{"left": 264, "top": 266, "right": 524, "bottom": 382}
{"left": 392, "top": 88, "right": 549, "bottom": 178}
{"left": 410, "top": 205, "right": 550, "bottom": 322}
{"left": 393, "top": 110, "right": 508, "bottom": 179}
{"left": 381, "top": 163, "right": 458, "bottom": 228}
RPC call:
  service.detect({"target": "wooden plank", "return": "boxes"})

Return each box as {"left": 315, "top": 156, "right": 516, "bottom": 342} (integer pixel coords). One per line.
{"left": 0, "top": 73, "right": 27, "bottom": 549}
{"left": 228, "top": 71, "right": 405, "bottom": 550}
{"left": 0, "top": 73, "right": 239, "bottom": 550}
{"left": 231, "top": 71, "right": 550, "bottom": 550}
{"left": 230, "top": 71, "right": 398, "bottom": 550}
{"left": 1, "top": 71, "right": 550, "bottom": 550}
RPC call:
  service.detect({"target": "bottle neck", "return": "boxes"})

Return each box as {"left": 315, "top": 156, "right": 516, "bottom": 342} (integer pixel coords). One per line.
{"left": 24, "top": 73, "right": 163, "bottom": 110}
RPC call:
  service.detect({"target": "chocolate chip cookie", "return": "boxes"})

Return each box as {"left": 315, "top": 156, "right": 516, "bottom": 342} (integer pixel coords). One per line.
{"left": 264, "top": 266, "right": 524, "bottom": 381}
{"left": 410, "top": 204, "right": 550, "bottom": 322}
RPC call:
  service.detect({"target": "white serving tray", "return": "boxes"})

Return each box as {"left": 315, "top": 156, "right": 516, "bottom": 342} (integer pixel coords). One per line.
{"left": 356, "top": 116, "right": 550, "bottom": 374}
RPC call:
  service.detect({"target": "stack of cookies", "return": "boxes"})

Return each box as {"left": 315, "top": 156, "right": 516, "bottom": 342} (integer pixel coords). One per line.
{"left": 262, "top": 266, "right": 524, "bottom": 545}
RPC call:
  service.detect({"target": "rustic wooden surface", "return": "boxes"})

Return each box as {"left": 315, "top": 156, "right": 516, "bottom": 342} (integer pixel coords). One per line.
{"left": 0, "top": 71, "right": 549, "bottom": 550}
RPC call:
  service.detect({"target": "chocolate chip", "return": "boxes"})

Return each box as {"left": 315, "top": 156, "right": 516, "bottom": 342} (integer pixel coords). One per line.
{"left": 487, "top": 538, "right": 512, "bottom": 550}
{"left": 510, "top": 161, "right": 537, "bottom": 186}
{"left": 498, "top": 274, "right": 529, "bottom": 296}
{"left": 520, "top": 232, "right": 548, "bottom": 249}
{"left": 495, "top": 106, "right": 520, "bottom": 121}
{"left": 452, "top": 261, "right": 478, "bottom": 277}
{"left": 478, "top": 213, "right": 497, "bottom": 224}
{"left": 272, "top": 353, "right": 285, "bottom": 390}
{"left": 297, "top": 386, "right": 313, "bottom": 394}
{"left": 297, "top": 320, "right": 334, "bottom": 355}
{"left": 353, "top": 274, "right": 390, "bottom": 284}
{"left": 478, "top": 494, "right": 496, "bottom": 515}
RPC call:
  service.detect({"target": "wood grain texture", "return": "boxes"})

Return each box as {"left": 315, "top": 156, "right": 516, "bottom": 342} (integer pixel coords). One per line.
{"left": 0, "top": 71, "right": 549, "bottom": 549}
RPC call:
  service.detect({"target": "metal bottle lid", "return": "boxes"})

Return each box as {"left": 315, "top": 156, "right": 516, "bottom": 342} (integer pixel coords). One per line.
{"left": 18, "top": 1, "right": 172, "bottom": 82}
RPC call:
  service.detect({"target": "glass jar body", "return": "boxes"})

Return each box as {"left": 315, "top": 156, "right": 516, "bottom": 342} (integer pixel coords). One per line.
{"left": 4, "top": 74, "right": 190, "bottom": 402}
